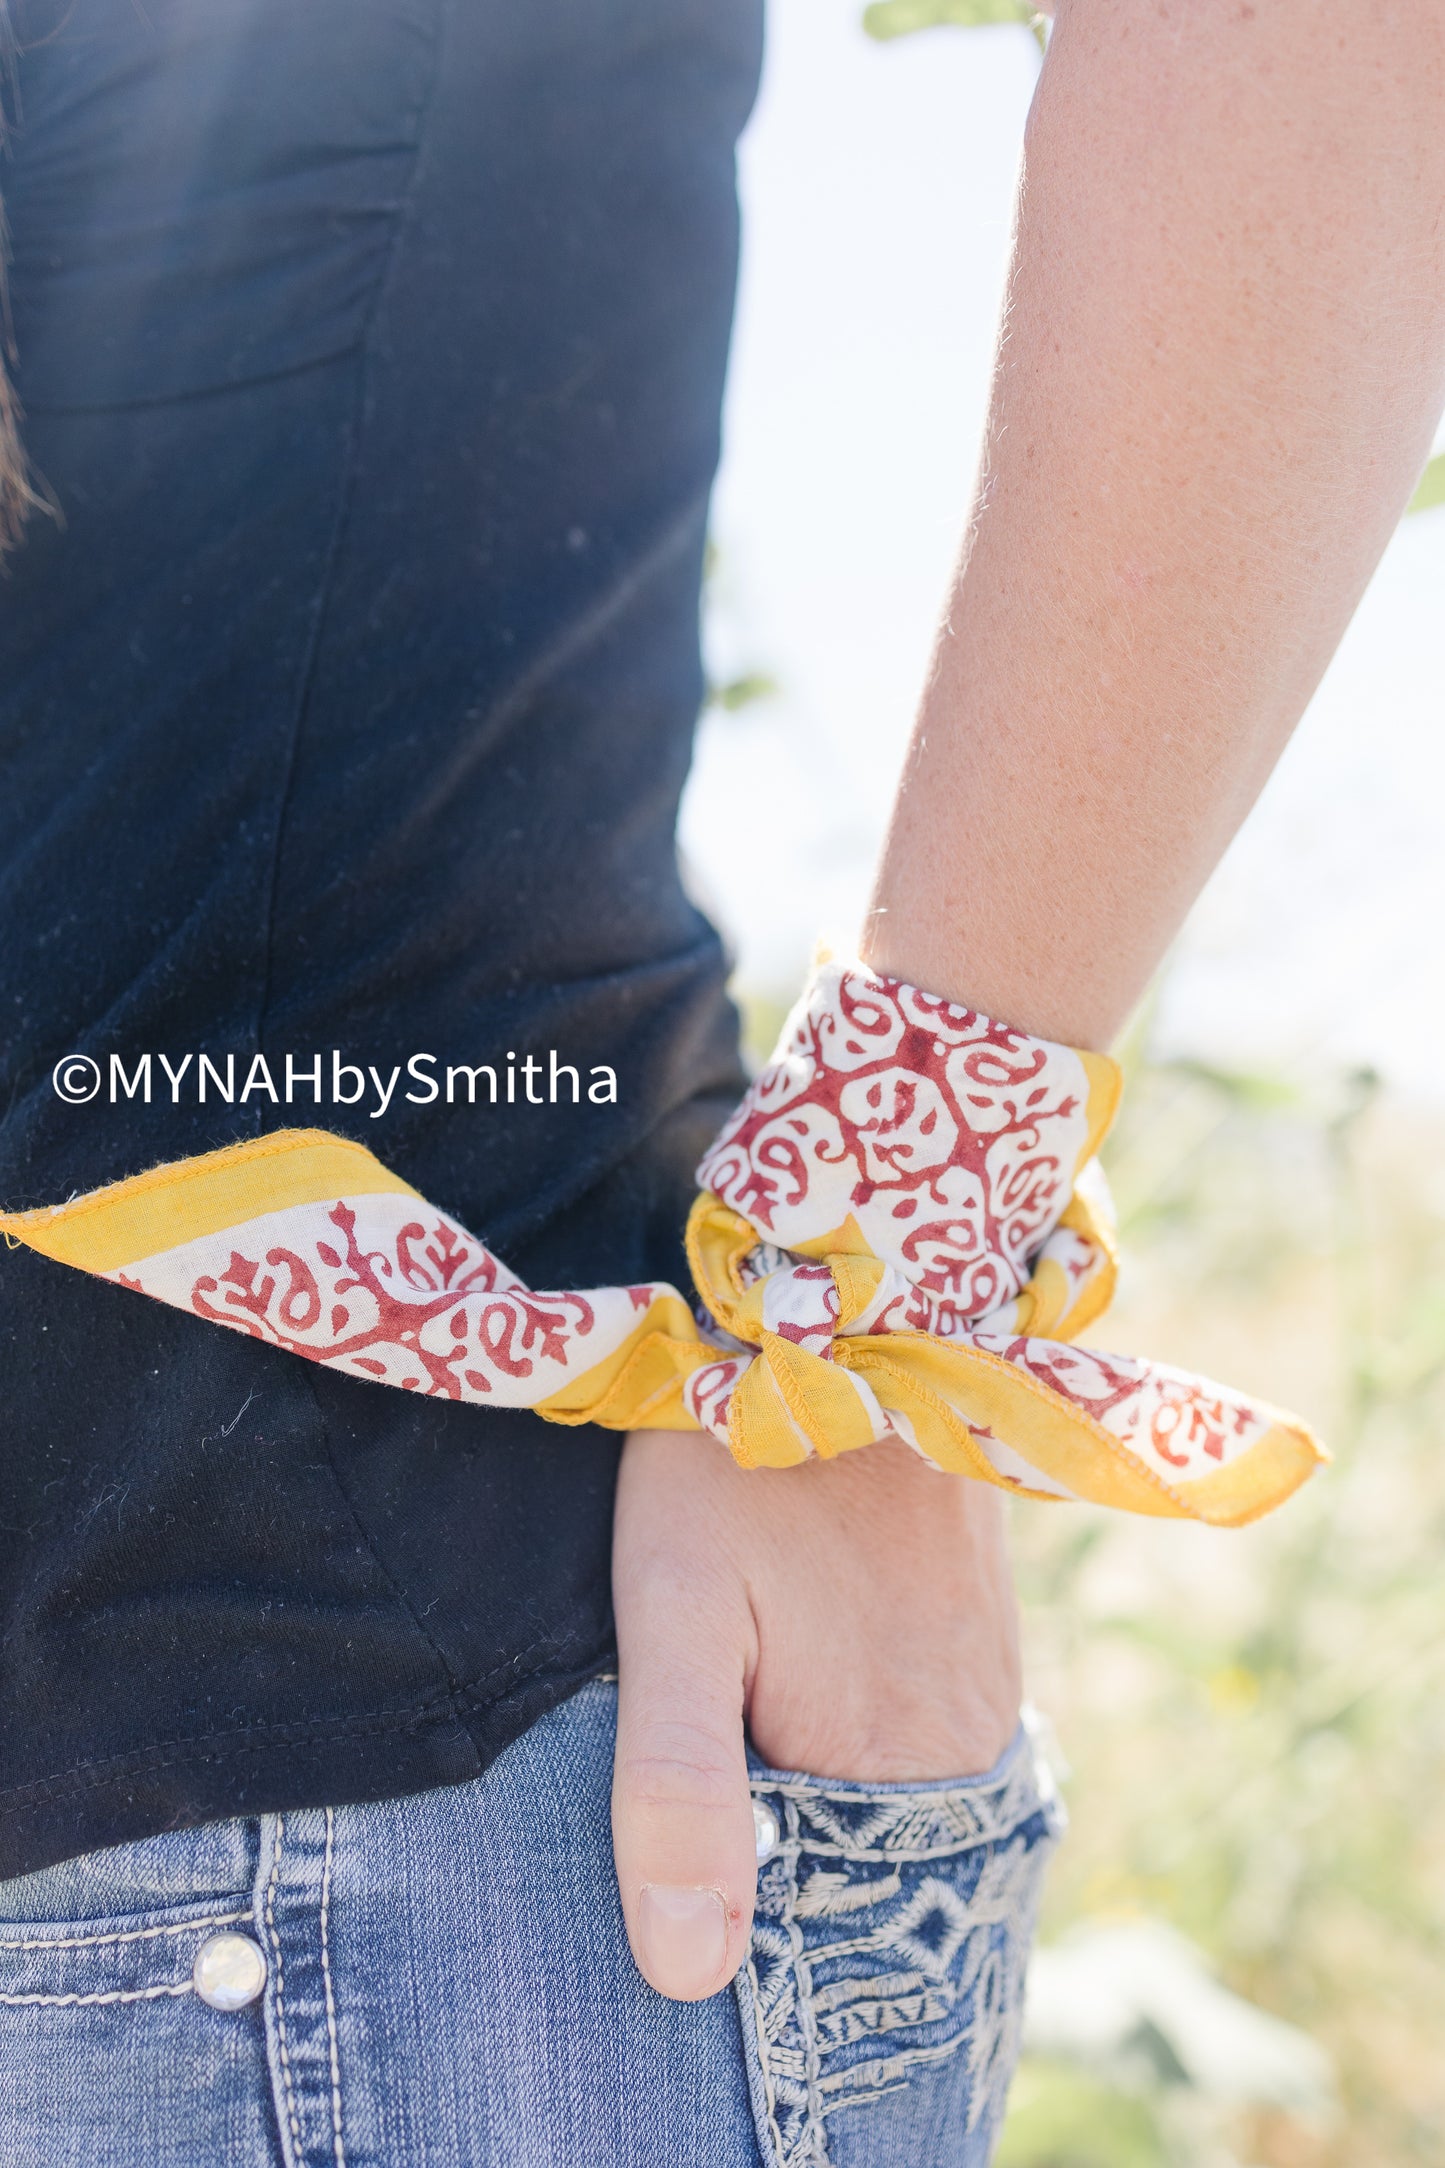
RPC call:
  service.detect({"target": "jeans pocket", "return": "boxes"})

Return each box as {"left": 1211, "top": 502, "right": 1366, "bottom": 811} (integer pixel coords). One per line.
{"left": 735, "top": 1723, "right": 1065, "bottom": 2168}
{"left": 0, "top": 1888, "right": 257, "bottom": 2011}
{"left": 0, "top": 1827, "right": 280, "bottom": 2168}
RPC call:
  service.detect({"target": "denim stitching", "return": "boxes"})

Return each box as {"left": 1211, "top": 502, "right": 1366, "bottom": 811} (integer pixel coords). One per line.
{"left": 782, "top": 1794, "right": 831, "bottom": 2168}
{"left": 758, "top": 1755, "right": 1045, "bottom": 1858}
{"left": 747, "top": 1805, "right": 824, "bottom": 2168}
{"left": 792, "top": 1820, "right": 830, "bottom": 2164}
{"left": 0, "top": 1979, "right": 193, "bottom": 2009}
{"left": 743, "top": 1747, "right": 1063, "bottom": 2166}
{"left": 813, "top": 2029, "right": 963, "bottom": 2109}
{"left": 319, "top": 1806, "right": 346, "bottom": 2168}
{"left": 0, "top": 1906, "right": 249, "bottom": 1952}
{"left": 740, "top": 1939, "right": 788, "bottom": 2168}
{"left": 264, "top": 1818, "right": 304, "bottom": 2167}
{"left": 958, "top": 1836, "right": 1050, "bottom": 2136}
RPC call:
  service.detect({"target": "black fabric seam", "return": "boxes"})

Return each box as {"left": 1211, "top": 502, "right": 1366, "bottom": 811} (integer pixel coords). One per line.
{"left": 0, "top": 1632, "right": 610, "bottom": 1817}
{"left": 302, "top": 1363, "right": 481, "bottom": 1728}
{"left": 0, "top": 1686, "right": 457, "bottom": 1793}
{"left": 18, "top": 340, "right": 358, "bottom": 417}
{"left": 450, "top": 1623, "right": 590, "bottom": 1711}
{"left": 250, "top": 0, "right": 450, "bottom": 1074}
{"left": 0, "top": 1699, "right": 468, "bottom": 1819}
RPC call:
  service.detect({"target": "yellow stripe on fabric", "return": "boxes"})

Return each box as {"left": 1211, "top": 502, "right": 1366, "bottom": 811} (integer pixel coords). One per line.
{"left": 757, "top": 1334, "right": 878, "bottom": 1460}
{"left": 784, "top": 1213, "right": 872, "bottom": 1266}
{"left": 532, "top": 1295, "right": 714, "bottom": 1431}
{"left": 833, "top": 1350, "right": 1004, "bottom": 1484}
{"left": 727, "top": 1364, "right": 813, "bottom": 1470}
{"left": 726, "top": 1278, "right": 769, "bottom": 1347}
{"left": 838, "top": 1333, "right": 1323, "bottom": 1524}
{"left": 1012, "top": 1256, "right": 1071, "bottom": 1339}
{"left": 830, "top": 1251, "right": 887, "bottom": 1330}
{"left": 0, "top": 1129, "right": 419, "bottom": 1274}
{"left": 686, "top": 1192, "right": 761, "bottom": 1338}
{"left": 1172, "top": 1420, "right": 1328, "bottom": 1528}
{"left": 1009, "top": 1192, "right": 1119, "bottom": 1340}
{"left": 1078, "top": 1051, "right": 1124, "bottom": 1168}
{"left": 1054, "top": 1191, "right": 1119, "bottom": 1340}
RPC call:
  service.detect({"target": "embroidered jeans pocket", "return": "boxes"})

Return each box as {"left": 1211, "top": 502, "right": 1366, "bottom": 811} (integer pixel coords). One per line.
{"left": 735, "top": 1726, "right": 1064, "bottom": 2168}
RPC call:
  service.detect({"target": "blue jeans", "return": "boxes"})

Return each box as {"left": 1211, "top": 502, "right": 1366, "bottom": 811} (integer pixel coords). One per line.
{"left": 0, "top": 1683, "right": 1061, "bottom": 2167}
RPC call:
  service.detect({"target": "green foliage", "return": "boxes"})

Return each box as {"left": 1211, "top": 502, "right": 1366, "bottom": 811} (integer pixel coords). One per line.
{"left": 707, "top": 671, "right": 779, "bottom": 714}
{"left": 1405, "top": 452, "right": 1445, "bottom": 516}
{"left": 1000, "top": 1053, "right": 1445, "bottom": 2166}
{"left": 997, "top": 2065, "right": 1166, "bottom": 2168}
{"left": 863, "top": 0, "right": 1047, "bottom": 49}
{"left": 734, "top": 987, "right": 793, "bottom": 1076}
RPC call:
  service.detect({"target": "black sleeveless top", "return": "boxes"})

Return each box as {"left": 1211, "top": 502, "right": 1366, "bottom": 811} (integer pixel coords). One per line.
{"left": 0, "top": 0, "right": 761, "bottom": 1877}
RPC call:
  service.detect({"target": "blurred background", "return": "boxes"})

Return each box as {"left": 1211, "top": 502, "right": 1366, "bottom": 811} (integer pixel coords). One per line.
{"left": 685, "top": 4, "right": 1445, "bottom": 2161}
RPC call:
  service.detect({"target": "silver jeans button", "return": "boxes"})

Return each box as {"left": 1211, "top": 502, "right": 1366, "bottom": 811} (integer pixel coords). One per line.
{"left": 193, "top": 1929, "right": 267, "bottom": 2011}
{"left": 753, "top": 1798, "right": 781, "bottom": 1863}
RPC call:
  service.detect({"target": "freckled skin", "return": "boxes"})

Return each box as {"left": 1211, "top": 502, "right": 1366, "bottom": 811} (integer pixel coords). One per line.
{"left": 867, "top": 0, "right": 1445, "bottom": 1049}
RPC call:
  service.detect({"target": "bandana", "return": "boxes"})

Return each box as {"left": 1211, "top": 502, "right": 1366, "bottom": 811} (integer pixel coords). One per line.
{"left": 1, "top": 962, "right": 1323, "bottom": 1525}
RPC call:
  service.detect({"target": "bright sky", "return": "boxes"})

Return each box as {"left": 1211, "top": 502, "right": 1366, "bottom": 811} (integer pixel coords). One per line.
{"left": 681, "top": 0, "right": 1445, "bottom": 1098}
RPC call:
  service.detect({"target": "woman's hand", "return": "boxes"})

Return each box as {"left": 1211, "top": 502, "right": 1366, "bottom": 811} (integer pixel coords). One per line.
{"left": 609, "top": 1427, "right": 1021, "bottom": 2001}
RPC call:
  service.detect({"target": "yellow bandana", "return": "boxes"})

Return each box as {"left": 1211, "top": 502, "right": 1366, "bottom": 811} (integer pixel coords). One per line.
{"left": 2, "top": 964, "right": 1324, "bottom": 1526}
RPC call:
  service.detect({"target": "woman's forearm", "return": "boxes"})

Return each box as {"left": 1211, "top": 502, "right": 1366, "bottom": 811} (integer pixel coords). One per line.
{"left": 864, "top": 0, "right": 1445, "bottom": 1050}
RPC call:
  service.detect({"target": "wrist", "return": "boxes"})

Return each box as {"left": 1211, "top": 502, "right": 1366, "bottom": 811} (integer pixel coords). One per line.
{"left": 858, "top": 902, "right": 1122, "bottom": 1055}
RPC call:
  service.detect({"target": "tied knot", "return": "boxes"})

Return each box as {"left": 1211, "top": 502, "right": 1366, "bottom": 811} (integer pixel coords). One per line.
{"left": 680, "top": 960, "right": 1129, "bottom": 1468}
{"left": 680, "top": 1183, "right": 1119, "bottom": 1470}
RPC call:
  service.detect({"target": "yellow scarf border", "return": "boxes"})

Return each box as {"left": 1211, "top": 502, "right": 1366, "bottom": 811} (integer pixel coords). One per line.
{"left": 0, "top": 1121, "right": 1324, "bottom": 1528}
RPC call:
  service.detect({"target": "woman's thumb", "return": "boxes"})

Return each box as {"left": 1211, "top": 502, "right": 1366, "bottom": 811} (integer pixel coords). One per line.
{"left": 611, "top": 1540, "right": 759, "bottom": 2002}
